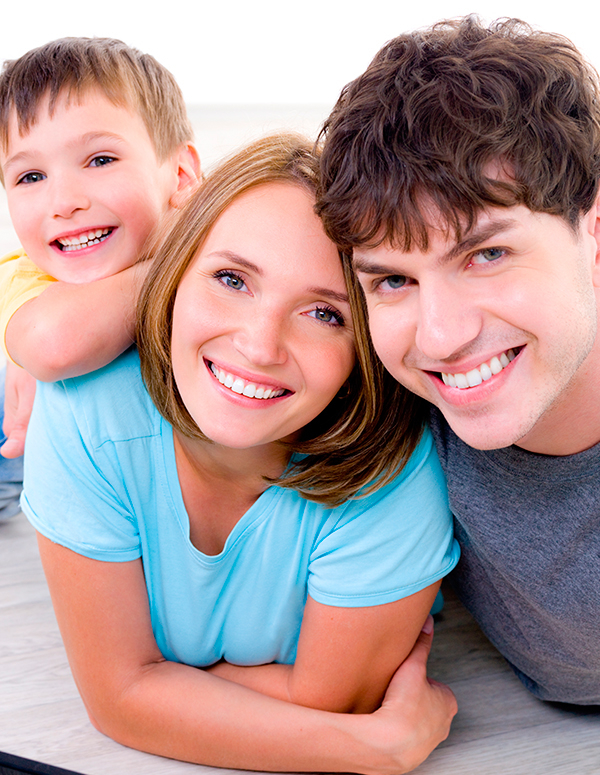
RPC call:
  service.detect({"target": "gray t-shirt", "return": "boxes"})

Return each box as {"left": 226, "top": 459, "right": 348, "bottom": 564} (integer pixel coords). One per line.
{"left": 430, "top": 409, "right": 600, "bottom": 704}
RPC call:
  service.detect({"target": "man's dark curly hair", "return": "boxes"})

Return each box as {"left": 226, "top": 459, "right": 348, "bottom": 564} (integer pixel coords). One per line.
{"left": 317, "top": 16, "right": 600, "bottom": 251}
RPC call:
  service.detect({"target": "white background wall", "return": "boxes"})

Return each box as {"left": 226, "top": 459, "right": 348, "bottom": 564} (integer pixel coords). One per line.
{"left": 3, "top": 0, "right": 599, "bottom": 106}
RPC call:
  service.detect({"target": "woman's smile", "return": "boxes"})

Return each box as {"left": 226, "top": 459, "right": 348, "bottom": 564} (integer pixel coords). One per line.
{"left": 207, "top": 359, "right": 291, "bottom": 400}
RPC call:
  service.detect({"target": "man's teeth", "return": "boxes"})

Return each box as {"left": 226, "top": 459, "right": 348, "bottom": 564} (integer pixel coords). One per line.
{"left": 57, "top": 228, "right": 111, "bottom": 251}
{"left": 209, "top": 363, "right": 285, "bottom": 399}
{"left": 441, "top": 349, "right": 517, "bottom": 389}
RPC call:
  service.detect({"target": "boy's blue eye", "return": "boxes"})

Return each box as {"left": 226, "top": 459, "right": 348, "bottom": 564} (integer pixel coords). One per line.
{"left": 17, "top": 171, "right": 46, "bottom": 185}
{"left": 89, "top": 156, "right": 116, "bottom": 168}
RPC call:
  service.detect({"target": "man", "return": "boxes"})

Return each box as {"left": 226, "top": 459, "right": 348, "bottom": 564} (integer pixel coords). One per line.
{"left": 317, "top": 15, "right": 600, "bottom": 705}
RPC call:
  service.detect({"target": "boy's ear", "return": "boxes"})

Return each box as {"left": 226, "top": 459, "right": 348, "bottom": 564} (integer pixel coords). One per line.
{"left": 169, "top": 143, "right": 201, "bottom": 208}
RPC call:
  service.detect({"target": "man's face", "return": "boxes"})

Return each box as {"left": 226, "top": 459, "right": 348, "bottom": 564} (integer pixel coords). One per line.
{"left": 354, "top": 204, "right": 600, "bottom": 454}
{"left": 0, "top": 89, "right": 181, "bottom": 284}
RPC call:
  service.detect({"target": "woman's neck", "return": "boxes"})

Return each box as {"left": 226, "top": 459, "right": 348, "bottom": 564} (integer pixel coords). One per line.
{"left": 172, "top": 430, "right": 291, "bottom": 556}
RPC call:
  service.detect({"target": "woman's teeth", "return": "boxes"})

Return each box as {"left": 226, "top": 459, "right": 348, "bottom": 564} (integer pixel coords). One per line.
{"left": 57, "top": 228, "right": 112, "bottom": 251}
{"left": 210, "top": 363, "right": 286, "bottom": 399}
{"left": 441, "top": 349, "right": 517, "bottom": 389}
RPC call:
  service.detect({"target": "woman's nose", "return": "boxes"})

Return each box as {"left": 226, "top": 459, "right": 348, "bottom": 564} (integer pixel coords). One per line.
{"left": 233, "top": 309, "right": 288, "bottom": 366}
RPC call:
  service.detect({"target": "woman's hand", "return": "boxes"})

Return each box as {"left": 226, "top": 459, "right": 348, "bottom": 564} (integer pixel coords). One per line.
{"left": 354, "top": 619, "right": 457, "bottom": 773}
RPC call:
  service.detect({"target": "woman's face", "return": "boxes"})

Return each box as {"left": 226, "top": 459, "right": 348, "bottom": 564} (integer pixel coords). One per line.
{"left": 171, "top": 182, "right": 356, "bottom": 450}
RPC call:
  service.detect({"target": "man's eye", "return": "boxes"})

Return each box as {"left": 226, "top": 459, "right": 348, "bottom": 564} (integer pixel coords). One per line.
{"left": 89, "top": 156, "right": 116, "bottom": 168}
{"left": 380, "top": 275, "right": 408, "bottom": 290}
{"left": 17, "top": 171, "right": 46, "bottom": 185}
{"left": 470, "top": 247, "right": 505, "bottom": 264}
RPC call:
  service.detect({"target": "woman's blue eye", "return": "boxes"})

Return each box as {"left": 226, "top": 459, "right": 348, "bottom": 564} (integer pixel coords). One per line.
{"left": 309, "top": 306, "right": 344, "bottom": 326}
{"left": 215, "top": 271, "right": 246, "bottom": 291}
{"left": 89, "top": 156, "right": 116, "bottom": 168}
{"left": 17, "top": 171, "right": 46, "bottom": 185}
{"left": 471, "top": 247, "right": 505, "bottom": 264}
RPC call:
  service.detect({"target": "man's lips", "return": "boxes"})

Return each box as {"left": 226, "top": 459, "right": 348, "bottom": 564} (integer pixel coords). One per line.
{"left": 436, "top": 347, "right": 520, "bottom": 389}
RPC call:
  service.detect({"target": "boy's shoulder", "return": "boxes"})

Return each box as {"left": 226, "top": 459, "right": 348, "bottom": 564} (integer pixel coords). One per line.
{"left": 0, "top": 248, "right": 56, "bottom": 354}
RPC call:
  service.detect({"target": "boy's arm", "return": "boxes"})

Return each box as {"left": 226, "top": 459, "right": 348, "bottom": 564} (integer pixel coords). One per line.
{"left": 1, "top": 361, "right": 36, "bottom": 458}
{"left": 5, "top": 261, "right": 151, "bottom": 382}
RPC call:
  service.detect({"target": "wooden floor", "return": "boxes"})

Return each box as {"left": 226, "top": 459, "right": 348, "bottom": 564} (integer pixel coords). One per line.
{"left": 1, "top": 512, "right": 599, "bottom": 775}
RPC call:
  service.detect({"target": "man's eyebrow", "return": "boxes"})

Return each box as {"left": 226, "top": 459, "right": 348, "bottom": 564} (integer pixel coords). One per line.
{"left": 352, "top": 256, "right": 397, "bottom": 275}
{"left": 352, "top": 218, "right": 519, "bottom": 273}
{"left": 442, "top": 218, "right": 518, "bottom": 264}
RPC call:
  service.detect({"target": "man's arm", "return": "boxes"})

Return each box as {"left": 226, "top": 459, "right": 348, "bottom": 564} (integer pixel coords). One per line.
{"left": 5, "top": 261, "right": 150, "bottom": 382}
{"left": 38, "top": 534, "right": 456, "bottom": 774}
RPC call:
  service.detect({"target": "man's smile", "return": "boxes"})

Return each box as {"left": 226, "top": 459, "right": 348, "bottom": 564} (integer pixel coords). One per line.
{"left": 439, "top": 348, "right": 519, "bottom": 389}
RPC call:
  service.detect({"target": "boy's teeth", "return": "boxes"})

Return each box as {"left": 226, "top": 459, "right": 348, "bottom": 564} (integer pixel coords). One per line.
{"left": 441, "top": 349, "right": 516, "bottom": 389}
{"left": 57, "top": 228, "right": 111, "bottom": 251}
{"left": 209, "top": 363, "right": 285, "bottom": 399}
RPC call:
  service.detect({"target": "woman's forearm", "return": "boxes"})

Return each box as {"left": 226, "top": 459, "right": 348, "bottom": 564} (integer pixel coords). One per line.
{"left": 92, "top": 633, "right": 455, "bottom": 775}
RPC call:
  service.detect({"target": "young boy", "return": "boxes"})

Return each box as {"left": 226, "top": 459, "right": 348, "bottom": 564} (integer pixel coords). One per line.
{"left": 317, "top": 16, "right": 600, "bottom": 704}
{"left": 0, "top": 37, "right": 200, "bottom": 512}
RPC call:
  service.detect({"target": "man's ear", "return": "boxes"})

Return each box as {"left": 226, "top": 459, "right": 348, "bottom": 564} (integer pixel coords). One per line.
{"left": 170, "top": 143, "right": 201, "bottom": 208}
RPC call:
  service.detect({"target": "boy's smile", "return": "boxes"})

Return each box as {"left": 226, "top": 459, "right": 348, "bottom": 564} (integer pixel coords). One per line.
{"left": 354, "top": 204, "right": 600, "bottom": 455}
{"left": 0, "top": 89, "right": 181, "bottom": 284}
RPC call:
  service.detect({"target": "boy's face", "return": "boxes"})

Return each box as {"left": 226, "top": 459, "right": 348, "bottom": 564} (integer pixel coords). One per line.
{"left": 1, "top": 89, "right": 184, "bottom": 283}
{"left": 353, "top": 204, "right": 600, "bottom": 455}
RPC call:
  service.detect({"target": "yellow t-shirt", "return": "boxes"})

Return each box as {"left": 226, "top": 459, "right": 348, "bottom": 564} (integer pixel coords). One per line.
{"left": 0, "top": 249, "right": 56, "bottom": 357}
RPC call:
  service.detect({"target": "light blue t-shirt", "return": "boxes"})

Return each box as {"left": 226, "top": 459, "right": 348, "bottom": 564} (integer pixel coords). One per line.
{"left": 22, "top": 348, "right": 458, "bottom": 667}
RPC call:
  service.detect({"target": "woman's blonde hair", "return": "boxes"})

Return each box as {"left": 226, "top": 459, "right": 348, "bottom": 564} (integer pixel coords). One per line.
{"left": 137, "top": 133, "right": 426, "bottom": 506}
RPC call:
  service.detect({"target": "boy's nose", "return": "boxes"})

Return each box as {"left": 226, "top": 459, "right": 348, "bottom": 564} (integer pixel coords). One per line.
{"left": 50, "top": 176, "right": 91, "bottom": 218}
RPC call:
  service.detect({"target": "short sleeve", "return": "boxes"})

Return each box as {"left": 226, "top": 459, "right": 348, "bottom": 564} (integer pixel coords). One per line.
{"left": 21, "top": 377, "right": 142, "bottom": 561}
{"left": 307, "top": 428, "right": 459, "bottom": 607}
{"left": 0, "top": 250, "right": 56, "bottom": 360}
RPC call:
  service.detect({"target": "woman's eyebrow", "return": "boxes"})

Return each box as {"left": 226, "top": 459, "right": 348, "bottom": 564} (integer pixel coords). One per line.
{"left": 205, "top": 251, "right": 262, "bottom": 274}
{"left": 307, "top": 287, "right": 349, "bottom": 304}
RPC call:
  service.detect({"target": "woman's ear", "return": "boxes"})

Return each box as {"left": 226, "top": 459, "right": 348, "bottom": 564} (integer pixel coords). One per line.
{"left": 170, "top": 143, "right": 202, "bottom": 208}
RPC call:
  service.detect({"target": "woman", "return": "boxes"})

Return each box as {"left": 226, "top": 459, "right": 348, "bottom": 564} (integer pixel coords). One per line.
{"left": 22, "top": 134, "right": 458, "bottom": 772}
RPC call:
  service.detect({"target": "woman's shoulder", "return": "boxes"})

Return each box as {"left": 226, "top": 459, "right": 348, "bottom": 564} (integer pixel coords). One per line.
{"left": 36, "top": 347, "right": 160, "bottom": 446}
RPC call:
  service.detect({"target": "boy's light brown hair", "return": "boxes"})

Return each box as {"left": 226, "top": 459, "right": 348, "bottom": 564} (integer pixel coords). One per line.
{"left": 0, "top": 37, "right": 193, "bottom": 181}
{"left": 137, "top": 132, "right": 427, "bottom": 507}
{"left": 317, "top": 15, "right": 600, "bottom": 251}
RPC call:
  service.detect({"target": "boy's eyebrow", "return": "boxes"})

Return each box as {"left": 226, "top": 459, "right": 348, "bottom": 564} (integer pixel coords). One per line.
{"left": 3, "top": 131, "right": 128, "bottom": 172}
{"left": 205, "top": 251, "right": 349, "bottom": 304}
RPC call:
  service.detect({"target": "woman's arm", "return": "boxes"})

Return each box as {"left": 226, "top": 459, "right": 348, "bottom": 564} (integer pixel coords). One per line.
{"left": 209, "top": 583, "right": 440, "bottom": 712}
{"left": 38, "top": 533, "right": 455, "bottom": 773}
